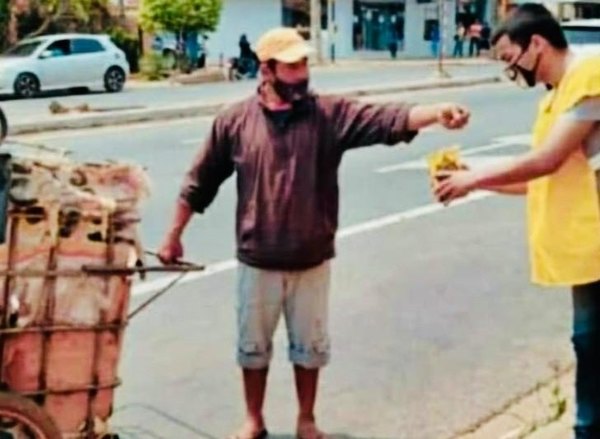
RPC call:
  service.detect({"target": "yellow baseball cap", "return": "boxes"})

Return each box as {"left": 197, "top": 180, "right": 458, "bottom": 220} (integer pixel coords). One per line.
{"left": 256, "top": 27, "right": 314, "bottom": 63}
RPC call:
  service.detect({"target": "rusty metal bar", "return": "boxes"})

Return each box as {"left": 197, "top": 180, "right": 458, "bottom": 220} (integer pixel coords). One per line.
{"left": 38, "top": 228, "right": 60, "bottom": 408}
{"left": 14, "top": 378, "right": 121, "bottom": 398}
{"left": 128, "top": 272, "right": 190, "bottom": 320}
{"left": 0, "top": 322, "right": 125, "bottom": 336}
{"left": 87, "top": 213, "right": 115, "bottom": 439}
{"left": 0, "top": 215, "right": 18, "bottom": 385}
{"left": 0, "top": 264, "right": 204, "bottom": 278}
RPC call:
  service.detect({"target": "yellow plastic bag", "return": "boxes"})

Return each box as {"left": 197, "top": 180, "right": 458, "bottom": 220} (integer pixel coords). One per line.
{"left": 427, "top": 147, "right": 463, "bottom": 182}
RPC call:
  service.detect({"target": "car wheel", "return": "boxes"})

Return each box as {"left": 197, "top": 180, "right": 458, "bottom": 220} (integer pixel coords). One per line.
{"left": 104, "top": 67, "right": 125, "bottom": 93}
{"left": 13, "top": 73, "right": 40, "bottom": 98}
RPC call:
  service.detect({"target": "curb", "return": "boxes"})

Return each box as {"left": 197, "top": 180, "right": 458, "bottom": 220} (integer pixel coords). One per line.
{"left": 451, "top": 364, "right": 574, "bottom": 439}
{"left": 9, "top": 76, "right": 501, "bottom": 136}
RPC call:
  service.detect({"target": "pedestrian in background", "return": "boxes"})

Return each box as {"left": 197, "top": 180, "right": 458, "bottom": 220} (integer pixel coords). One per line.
{"left": 468, "top": 19, "right": 483, "bottom": 56}
{"left": 453, "top": 23, "right": 466, "bottom": 57}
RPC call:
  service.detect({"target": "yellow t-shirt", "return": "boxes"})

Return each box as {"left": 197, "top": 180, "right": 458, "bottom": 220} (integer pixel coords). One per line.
{"left": 528, "top": 56, "right": 600, "bottom": 286}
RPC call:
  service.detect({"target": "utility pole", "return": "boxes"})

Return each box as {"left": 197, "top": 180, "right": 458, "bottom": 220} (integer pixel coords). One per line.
{"left": 310, "top": 0, "right": 323, "bottom": 64}
{"left": 327, "top": 0, "right": 336, "bottom": 63}
{"left": 436, "top": 0, "right": 451, "bottom": 78}
{"left": 118, "top": 0, "right": 127, "bottom": 25}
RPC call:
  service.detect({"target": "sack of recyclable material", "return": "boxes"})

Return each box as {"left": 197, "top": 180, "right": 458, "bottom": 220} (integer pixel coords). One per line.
{"left": 0, "top": 149, "right": 149, "bottom": 436}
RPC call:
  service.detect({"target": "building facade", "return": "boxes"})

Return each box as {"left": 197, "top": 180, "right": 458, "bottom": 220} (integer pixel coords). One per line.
{"left": 502, "top": 0, "right": 600, "bottom": 20}
{"left": 198, "top": 0, "right": 497, "bottom": 62}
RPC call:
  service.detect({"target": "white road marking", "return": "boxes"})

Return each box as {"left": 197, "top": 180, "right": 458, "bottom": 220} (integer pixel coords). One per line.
{"left": 376, "top": 133, "right": 531, "bottom": 174}
{"left": 384, "top": 155, "right": 516, "bottom": 171}
{"left": 135, "top": 132, "right": 533, "bottom": 296}
{"left": 181, "top": 126, "right": 440, "bottom": 146}
{"left": 182, "top": 138, "right": 203, "bottom": 145}
{"left": 131, "top": 191, "right": 493, "bottom": 297}
{"left": 13, "top": 117, "right": 214, "bottom": 143}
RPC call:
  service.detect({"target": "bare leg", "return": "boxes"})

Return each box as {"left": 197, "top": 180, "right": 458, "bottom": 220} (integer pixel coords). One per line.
{"left": 230, "top": 368, "right": 268, "bottom": 439}
{"left": 295, "top": 365, "right": 326, "bottom": 439}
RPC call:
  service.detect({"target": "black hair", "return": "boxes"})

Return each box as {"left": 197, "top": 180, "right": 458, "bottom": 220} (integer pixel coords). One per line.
{"left": 491, "top": 3, "right": 568, "bottom": 50}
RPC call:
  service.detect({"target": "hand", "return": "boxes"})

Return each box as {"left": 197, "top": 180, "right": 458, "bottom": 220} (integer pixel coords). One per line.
{"left": 434, "top": 170, "right": 478, "bottom": 204}
{"left": 158, "top": 234, "right": 184, "bottom": 265}
{"left": 436, "top": 103, "right": 470, "bottom": 130}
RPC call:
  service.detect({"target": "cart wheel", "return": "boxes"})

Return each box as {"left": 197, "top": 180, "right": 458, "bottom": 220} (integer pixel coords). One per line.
{"left": 0, "top": 392, "right": 61, "bottom": 439}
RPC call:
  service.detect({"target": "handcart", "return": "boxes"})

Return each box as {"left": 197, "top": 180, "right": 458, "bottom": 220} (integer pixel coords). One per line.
{"left": 0, "top": 107, "right": 204, "bottom": 438}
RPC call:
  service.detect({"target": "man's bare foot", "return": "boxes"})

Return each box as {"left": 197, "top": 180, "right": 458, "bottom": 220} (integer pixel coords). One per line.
{"left": 296, "top": 418, "right": 328, "bottom": 439}
{"left": 228, "top": 418, "right": 268, "bottom": 439}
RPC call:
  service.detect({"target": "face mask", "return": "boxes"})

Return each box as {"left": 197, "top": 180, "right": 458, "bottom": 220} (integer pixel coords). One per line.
{"left": 513, "top": 60, "right": 539, "bottom": 88}
{"left": 272, "top": 76, "right": 309, "bottom": 103}
{"left": 505, "top": 45, "right": 541, "bottom": 89}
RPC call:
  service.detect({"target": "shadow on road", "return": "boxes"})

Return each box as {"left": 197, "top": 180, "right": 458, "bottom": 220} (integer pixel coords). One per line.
{"left": 269, "top": 435, "right": 393, "bottom": 439}
{"left": 111, "top": 403, "right": 394, "bottom": 439}
{"left": 0, "top": 88, "right": 105, "bottom": 101}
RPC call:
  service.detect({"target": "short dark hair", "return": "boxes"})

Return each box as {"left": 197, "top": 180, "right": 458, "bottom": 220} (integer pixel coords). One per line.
{"left": 491, "top": 3, "right": 568, "bottom": 49}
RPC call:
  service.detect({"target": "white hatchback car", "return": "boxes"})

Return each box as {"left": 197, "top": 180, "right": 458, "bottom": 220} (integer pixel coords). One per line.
{"left": 0, "top": 33, "right": 130, "bottom": 98}
{"left": 562, "top": 19, "right": 600, "bottom": 55}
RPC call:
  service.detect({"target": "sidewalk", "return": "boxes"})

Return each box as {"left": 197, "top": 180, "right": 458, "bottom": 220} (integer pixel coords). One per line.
{"left": 455, "top": 365, "right": 575, "bottom": 439}
{"left": 1, "top": 60, "right": 502, "bottom": 136}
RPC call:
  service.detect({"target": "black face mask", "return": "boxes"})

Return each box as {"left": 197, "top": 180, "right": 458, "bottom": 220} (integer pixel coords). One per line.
{"left": 272, "top": 77, "right": 310, "bottom": 103}
{"left": 505, "top": 46, "right": 541, "bottom": 89}
{"left": 514, "top": 57, "right": 540, "bottom": 88}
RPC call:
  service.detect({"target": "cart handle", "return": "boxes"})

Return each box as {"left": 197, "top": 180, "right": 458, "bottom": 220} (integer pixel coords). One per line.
{"left": 125, "top": 251, "right": 205, "bottom": 320}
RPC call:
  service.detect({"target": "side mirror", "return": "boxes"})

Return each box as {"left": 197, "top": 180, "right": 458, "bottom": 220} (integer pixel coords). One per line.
{"left": 39, "top": 50, "right": 53, "bottom": 59}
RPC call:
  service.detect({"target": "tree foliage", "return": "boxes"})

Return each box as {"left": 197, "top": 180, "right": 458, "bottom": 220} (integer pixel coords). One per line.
{"left": 0, "top": 0, "right": 10, "bottom": 49}
{"left": 141, "top": 0, "right": 222, "bottom": 34}
{"left": 15, "top": 0, "right": 112, "bottom": 39}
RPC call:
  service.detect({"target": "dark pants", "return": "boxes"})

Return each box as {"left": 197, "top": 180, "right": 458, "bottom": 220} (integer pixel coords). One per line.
{"left": 573, "top": 281, "right": 600, "bottom": 438}
{"left": 453, "top": 40, "right": 464, "bottom": 57}
{"left": 469, "top": 37, "right": 480, "bottom": 57}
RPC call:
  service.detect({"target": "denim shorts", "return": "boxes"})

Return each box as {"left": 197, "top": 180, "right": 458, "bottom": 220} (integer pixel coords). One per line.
{"left": 236, "top": 261, "right": 331, "bottom": 370}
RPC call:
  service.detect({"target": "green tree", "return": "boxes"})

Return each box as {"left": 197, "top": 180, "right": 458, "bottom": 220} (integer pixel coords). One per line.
{"left": 16, "top": 0, "right": 112, "bottom": 38}
{"left": 140, "top": 0, "right": 222, "bottom": 35}
{"left": 141, "top": 0, "right": 221, "bottom": 72}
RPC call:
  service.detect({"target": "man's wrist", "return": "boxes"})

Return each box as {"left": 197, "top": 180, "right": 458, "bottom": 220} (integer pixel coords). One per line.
{"left": 167, "top": 228, "right": 184, "bottom": 241}
{"left": 470, "top": 170, "right": 487, "bottom": 191}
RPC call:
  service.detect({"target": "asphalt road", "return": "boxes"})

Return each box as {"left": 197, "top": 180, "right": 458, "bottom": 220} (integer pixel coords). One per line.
{"left": 0, "top": 61, "right": 501, "bottom": 127}
{"left": 12, "top": 83, "right": 575, "bottom": 439}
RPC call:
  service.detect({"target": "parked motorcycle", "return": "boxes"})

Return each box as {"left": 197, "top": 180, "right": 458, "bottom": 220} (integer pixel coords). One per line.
{"left": 227, "top": 56, "right": 259, "bottom": 81}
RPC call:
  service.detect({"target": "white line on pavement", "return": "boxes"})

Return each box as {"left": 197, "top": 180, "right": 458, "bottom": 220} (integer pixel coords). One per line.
{"left": 376, "top": 133, "right": 531, "bottom": 174}
{"left": 382, "top": 155, "right": 516, "bottom": 171}
{"left": 180, "top": 127, "right": 440, "bottom": 147}
{"left": 131, "top": 191, "right": 493, "bottom": 297}
{"left": 182, "top": 138, "right": 202, "bottom": 145}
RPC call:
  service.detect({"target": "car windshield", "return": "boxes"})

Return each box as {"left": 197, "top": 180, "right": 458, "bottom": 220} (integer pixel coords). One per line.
{"left": 563, "top": 26, "right": 600, "bottom": 45}
{"left": 3, "top": 41, "right": 42, "bottom": 57}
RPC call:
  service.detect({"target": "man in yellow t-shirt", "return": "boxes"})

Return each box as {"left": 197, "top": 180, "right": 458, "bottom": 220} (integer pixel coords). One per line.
{"left": 435, "top": 4, "right": 600, "bottom": 438}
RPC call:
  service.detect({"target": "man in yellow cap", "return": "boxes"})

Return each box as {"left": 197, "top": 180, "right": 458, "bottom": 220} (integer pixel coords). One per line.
{"left": 159, "top": 27, "right": 470, "bottom": 439}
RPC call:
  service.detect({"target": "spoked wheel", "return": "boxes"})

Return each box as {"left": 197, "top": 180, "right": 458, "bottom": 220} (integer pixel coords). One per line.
{"left": 13, "top": 74, "right": 39, "bottom": 99}
{"left": 0, "top": 393, "right": 61, "bottom": 439}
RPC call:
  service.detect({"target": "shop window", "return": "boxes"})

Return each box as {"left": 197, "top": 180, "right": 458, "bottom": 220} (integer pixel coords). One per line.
{"left": 282, "top": 0, "right": 328, "bottom": 38}
{"left": 353, "top": 0, "right": 406, "bottom": 51}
